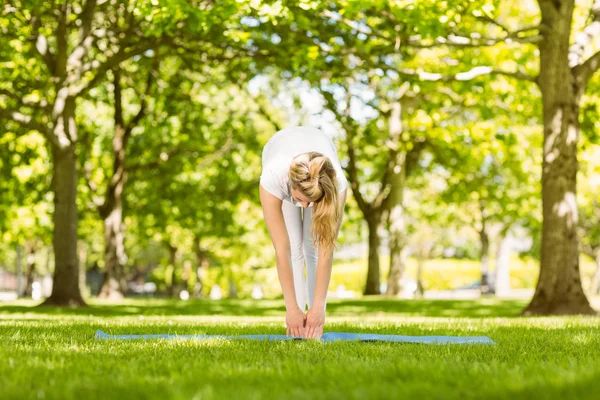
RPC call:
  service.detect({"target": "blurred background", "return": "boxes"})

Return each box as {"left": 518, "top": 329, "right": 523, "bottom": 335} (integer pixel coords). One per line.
{"left": 0, "top": 0, "right": 599, "bottom": 309}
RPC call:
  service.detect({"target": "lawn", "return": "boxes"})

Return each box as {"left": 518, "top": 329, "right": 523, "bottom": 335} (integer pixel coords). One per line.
{"left": 1, "top": 298, "right": 599, "bottom": 400}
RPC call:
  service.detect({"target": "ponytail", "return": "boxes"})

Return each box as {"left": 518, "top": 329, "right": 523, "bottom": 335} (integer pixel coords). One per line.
{"left": 289, "top": 152, "right": 342, "bottom": 250}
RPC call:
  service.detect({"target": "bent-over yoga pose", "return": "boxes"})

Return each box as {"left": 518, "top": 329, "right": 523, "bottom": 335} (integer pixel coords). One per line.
{"left": 259, "top": 126, "right": 347, "bottom": 340}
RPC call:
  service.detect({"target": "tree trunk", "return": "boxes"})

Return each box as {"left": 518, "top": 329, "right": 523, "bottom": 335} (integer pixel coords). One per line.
{"left": 99, "top": 68, "right": 131, "bottom": 299}
{"left": 415, "top": 242, "right": 431, "bottom": 299}
{"left": 78, "top": 242, "right": 90, "bottom": 298}
{"left": 23, "top": 242, "right": 37, "bottom": 298}
{"left": 384, "top": 99, "right": 408, "bottom": 297}
{"left": 43, "top": 247, "right": 53, "bottom": 298}
{"left": 166, "top": 242, "right": 179, "bottom": 298}
{"left": 228, "top": 275, "right": 238, "bottom": 299}
{"left": 479, "top": 221, "right": 491, "bottom": 295}
{"left": 193, "top": 236, "right": 209, "bottom": 297}
{"left": 386, "top": 204, "right": 408, "bottom": 296}
{"left": 99, "top": 209, "right": 127, "bottom": 299}
{"left": 16, "top": 244, "right": 23, "bottom": 297}
{"left": 589, "top": 249, "right": 600, "bottom": 296}
{"left": 524, "top": 0, "right": 594, "bottom": 315}
{"left": 364, "top": 216, "right": 382, "bottom": 295}
{"left": 42, "top": 140, "right": 86, "bottom": 306}
{"left": 495, "top": 233, "right": 512, "bottom": 297}
{"left": 384, "top": 102, "right": 408, "bottom": 297}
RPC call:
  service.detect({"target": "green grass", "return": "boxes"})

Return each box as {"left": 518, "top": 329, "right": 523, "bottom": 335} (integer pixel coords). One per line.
{"left": 1, "top": 298, "right": 600, "bottom": 400}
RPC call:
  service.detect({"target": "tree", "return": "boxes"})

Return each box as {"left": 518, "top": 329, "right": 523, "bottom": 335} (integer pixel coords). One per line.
{"left": 269, "top": 0, "right": 600, "bottom": 313}
{"left": 303, "top": 0, "right": 600, "bottom": 313}
{"left": 123, "top": 63, "right": 267, "bottom": 296}
{"left": 78, "top": 58, "right": 157, "bottom": 298}
{"left": 319, "top": 84, "right": 426, "bottom": 295}
{"left": 438, "top": 118, "right": 540, "bottom": 294}
{"left": 523, "top": 0, "right": 600, "bottom": 314}
{"left": 0, "top": 0, "right": 251, "bottom": 305}
{"left": 1, "top": 1, "right": 162, "bottom": 305}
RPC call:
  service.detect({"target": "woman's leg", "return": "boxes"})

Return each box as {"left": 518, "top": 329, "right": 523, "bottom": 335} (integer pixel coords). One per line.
{"left": 281, "top": 200, "right": 308, "bottom": 312}
{"left": 302, "top": 207, "right": 325, "bottom": 311}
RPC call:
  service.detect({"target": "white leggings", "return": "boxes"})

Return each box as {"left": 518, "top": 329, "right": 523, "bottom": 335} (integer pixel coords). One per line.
{"left": 281, "top": 200, "right": 325, "bottom": 312}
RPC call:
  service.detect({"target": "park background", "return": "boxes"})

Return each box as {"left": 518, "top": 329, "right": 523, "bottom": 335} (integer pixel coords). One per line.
{"left": 1, "top": 0, "right": 600, "bottom": 399}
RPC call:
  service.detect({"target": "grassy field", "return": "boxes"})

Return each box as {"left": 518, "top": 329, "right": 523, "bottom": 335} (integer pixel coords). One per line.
{"left": 1, "top": 298, "right": 599, "bottom": 400}
{"left": 223, "top": 255, "right": 600, "bottom": 298}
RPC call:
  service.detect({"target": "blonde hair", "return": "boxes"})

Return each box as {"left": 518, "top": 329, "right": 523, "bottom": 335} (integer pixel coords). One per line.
{"left": 289, "top": 152, "right": 342, "bottom": 250}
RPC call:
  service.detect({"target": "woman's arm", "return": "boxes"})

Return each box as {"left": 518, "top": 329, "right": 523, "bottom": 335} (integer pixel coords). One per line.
{"left": 259, "top": 184, "right": 298, "bottom": 310}
{"left": 311, "top": 188, "right": 348, "bottom": 310}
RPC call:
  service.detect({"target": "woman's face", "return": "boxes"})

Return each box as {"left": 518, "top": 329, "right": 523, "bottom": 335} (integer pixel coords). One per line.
{"left": 291, "top": 188, "right": 313, "bottom": 208}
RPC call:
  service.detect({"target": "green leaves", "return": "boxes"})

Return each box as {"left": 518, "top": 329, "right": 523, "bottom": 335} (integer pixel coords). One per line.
{"left": 1, "top": 0, "right": 598, "bottom": 299}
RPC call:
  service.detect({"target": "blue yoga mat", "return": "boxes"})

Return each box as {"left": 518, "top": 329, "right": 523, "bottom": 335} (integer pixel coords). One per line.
{"left": 95, "top": 330, "right": 495, "bottom": 344}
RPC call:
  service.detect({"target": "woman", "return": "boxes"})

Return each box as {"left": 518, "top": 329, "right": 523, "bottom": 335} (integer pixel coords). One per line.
{"left": 259, "top": 126, "right": 348, "bottom": 340}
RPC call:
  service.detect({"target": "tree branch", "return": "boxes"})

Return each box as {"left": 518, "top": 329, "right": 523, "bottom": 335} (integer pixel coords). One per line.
{"left": 569, "top": 0, "right": 600, "bottom": 68}
{"left": 55, "top": 2, "right": 70, "bottom": 80}
{"left": 581, "top": 242, "right": 596, "bottom": 259}
{"left": 99, "top": 61, "right": 158, "bottom": 217}
{"left": 379, "top": 137, "right": 428, "bottom": 217}
{"left": 78, "top": 0, "right": 97, "bottom": 42}
{"left": 0, "top": 89, "right": 50, "bottom": 110}
{"left": 0, "top": 108, "right": 52, "bottom": 142}
{"left": 374, "top": 83, "right": 414, "bottom": 210}
{"left": 391, "top": 65, "right": 538, "bottom": 83}
{"left": 65, "top": 0, "right": 98, "bottom": 81}
{"left": 321, "top": 8, "right": 541, "bottom": 49}
{"left": 474, "top": 15, "right": 512, "bottom": 33}
{"left": 82, "top": 160, "right": 104, "bottom": 209}
{"left": 343, "top": 124, "right": 371, "bottom": 215}
{"left": 0, "top": 86, "right": 55, "bottom": 143}
{"left": 377, "top": 96, "right": 426, "bottom": 212}
{"left": 405, "top": 32, "right": 541, "bottom": 48}
{"left": 405, "top": 139, "right": 427, "bottom": 178}
{"left": 573, "top": 50, "right": 600, "bottom": 87}
{"left": 320, "top": 87, "right": 371, "bottom": 215}
{"left": 474, "top": 15, "right": 541, "bottom": 37}
{"left": 29, "top": 13, "right": 55, "bottom": 74}
{"left": 72, "top": 40, "right": 155, "bottom": 97}
{"left": 0, "top": 109, "right": 44, "bottom": 131}
{"left": 125, "top": 59, "right": 158, "bottom": 137}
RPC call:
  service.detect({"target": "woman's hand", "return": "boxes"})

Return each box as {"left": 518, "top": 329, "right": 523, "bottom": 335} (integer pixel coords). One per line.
{"left": 286, "top": 306, "right": 307, "bottom": 338}
{"left": 305, "top": 305, "right": 325, "bottom": 340}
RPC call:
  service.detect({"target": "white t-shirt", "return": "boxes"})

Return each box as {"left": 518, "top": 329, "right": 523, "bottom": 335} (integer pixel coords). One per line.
{"left": 260, "top": 126, "right": 349, "bottom": 204}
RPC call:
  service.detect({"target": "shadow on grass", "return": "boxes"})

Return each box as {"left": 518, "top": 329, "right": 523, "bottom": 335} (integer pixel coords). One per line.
{"left": 327, "top": 297, "right": 527, "bottom": 317}
{"left": 0, "top": 299, "right": 283, "bottom": 317}
{"left": 0, "top": 297, "right": 528, "bottom": 318}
